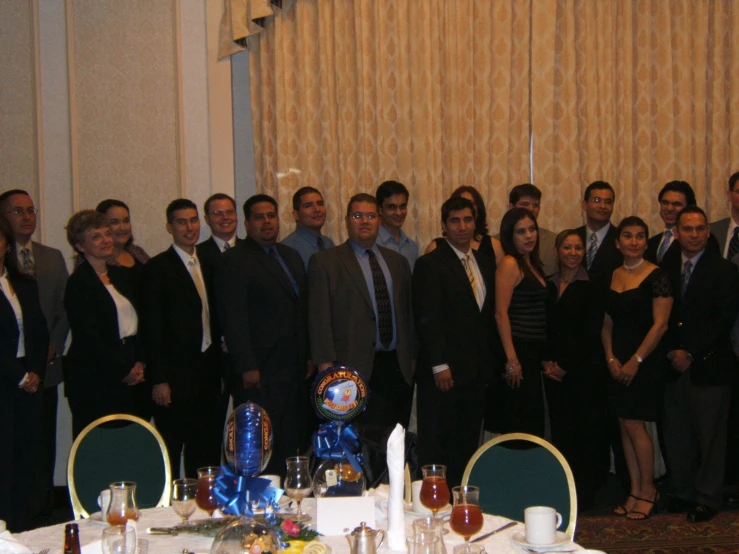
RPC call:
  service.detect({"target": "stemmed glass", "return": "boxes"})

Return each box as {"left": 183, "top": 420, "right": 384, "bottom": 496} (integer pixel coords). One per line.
{"left": 284, "top": 456, "right": 313, "bottom": 522}
{"left": 102, "top": 525, "right": 137, "bottom": 554}
{"left": 171, "top": 478, "right": 198, "bottom": 525}
{"left": 449, "top": 486, "right": 484, "bottom": 553}
{"left": 420, "top": 465, "right": 450, "bottom": 520}
{"left": 106, "top": 481, "right": 141, "bottom": 526}
{"left": 196, "top": 466, "right": 220, "bottom": 518}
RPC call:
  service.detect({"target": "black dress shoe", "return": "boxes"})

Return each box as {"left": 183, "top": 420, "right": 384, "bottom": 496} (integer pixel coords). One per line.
{"left": 667, "top": 497, "right": 694, "bottom": 513}
{"left": 687, "top": 504, "right": 718, "bottom": 523}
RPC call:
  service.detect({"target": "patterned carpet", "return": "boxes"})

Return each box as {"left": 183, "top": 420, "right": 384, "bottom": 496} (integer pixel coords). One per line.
{"left": 575, "top": 512, "right": 739, "bottom": 553}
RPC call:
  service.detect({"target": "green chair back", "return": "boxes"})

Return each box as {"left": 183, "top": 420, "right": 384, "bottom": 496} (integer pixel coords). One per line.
{"left": 67, "top": 414, "right": 172, "bottom": 519}
{"left": 461, "top": 433, "right": 577, "bottom": 536}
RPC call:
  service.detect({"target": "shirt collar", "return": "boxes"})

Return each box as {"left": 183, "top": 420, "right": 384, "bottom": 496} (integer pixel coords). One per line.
{"left": 446, "top": 240, "right": 473, "bottom": 260}
{"left": 349, "top": 239, "right": 378, "bottom": 256}
{"left": 378, "top": 224, "right": 409, "bottom": 246}
{"left": 173, "top": 243, "right": 199, "bottom": 265}
{"left": 682, "top": 249, "right": 705, "bottom": 268}
{"left": 586, "top": 223, "right": 611, "bottom": 245}
{"left": 550, "top": 265, "right": 589, "bottom": 288}
{"left": 296, "top": 225, "right": 324, "bottom": 245}
{"left": 212, "top": 234, "right": 236, "bottom": 252}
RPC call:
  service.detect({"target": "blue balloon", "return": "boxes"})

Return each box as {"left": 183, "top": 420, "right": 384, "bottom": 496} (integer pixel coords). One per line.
{"left": 223, "top": 402, "right": 273, "bottom": 476}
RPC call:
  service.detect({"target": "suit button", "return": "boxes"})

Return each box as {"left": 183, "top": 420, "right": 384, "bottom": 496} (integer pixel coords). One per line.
{"left": 678, "top": 322, "right": 683, "bottom": 327}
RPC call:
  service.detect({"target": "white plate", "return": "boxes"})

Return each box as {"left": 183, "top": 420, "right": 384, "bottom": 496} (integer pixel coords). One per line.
{"left": 86, "top": 512, "right": 110, "bottom": 526}
{"left": 511, "top": 531, "right": 571, "bottom": 551}
{"left": 404, "top": 503, "right": 452, "bottom": 518}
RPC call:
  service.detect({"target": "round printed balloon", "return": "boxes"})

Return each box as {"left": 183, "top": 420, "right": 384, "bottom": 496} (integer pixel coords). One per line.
{"left": 223, "top": 402, "right": 273, "bottom": 476}
{"left": 311, "top": 365, "right": 368, "bottom": 422}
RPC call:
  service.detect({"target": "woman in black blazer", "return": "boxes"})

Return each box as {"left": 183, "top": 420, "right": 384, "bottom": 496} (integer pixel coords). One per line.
{"left": 64, "top": 210, "right": 149, "bottom": 437}
{"left": 0, "top": 216, "right": 48, "bottom": 531}
{"left": 542, "top": 229, "right": 608, "bottom": 511}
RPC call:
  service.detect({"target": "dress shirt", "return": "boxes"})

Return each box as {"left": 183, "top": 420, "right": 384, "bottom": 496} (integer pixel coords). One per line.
{"left": 104, "top": 284, "right": 138, "bottom": 338}
{"left": 281, "top": 226, "right": 335, "bottom": 269}
{"left": 0, "top": 268, "right": 25, "bottom": 359}
{"left": 722, "top": 218, "right": 739, "bottom": 258}
{"left": 585, "top": 223, "right": 612, "bottom": 252}
{"left": 431, "top": 241, "right": 485, "bottom": 375}
{"left": 349, "top": 240, "right": 397, "bottom": 351}
{"left": 377, "top": 225, "right": 419, "bottom": 271}
{"left": 15, "top": 242, "right": 34, "bottom": 274}
{"left": 212, "top": 234, "right": 236, "bottom": 253}
{"left": 681, "top": 249, "right": 706, "bottom": 289}
{"left": 172, "top": 244, "right": 212, "bottom": 351}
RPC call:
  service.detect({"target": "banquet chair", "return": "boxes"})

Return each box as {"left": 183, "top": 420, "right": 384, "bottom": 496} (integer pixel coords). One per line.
{"left": 461, "top": 433, "right": 577, "bottom": 536}
{"left": 67, "top": 414, "right": 172, "bottom": 520}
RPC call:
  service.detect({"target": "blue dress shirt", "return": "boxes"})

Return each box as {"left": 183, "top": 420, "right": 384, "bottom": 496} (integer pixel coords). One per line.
{"left": 281, "top": 226, "right": 335, "bottom": 269}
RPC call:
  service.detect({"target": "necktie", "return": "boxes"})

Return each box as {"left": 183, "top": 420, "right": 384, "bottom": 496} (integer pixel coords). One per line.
{"left": 316, "top": 236, "right": 325, "bottom": 250}
{"left": 462, "top": 254, "right": 481, "bottom": 309}
{"left": 657, "top": 229, "right": 672, "bottom": 263}
{"left": 20, "top": 248, "right": 35, "bottom": 277}
{"left": 681, "top": 259, "right": 693, "bottom": 295}
{"left": 586, "top": 233, "right": 598, "bottom": 269}
{"left": 269, "top": 247, "right": 298, "bottom": 294}
{"left": 222, "top": 242, "right": 231, "bottom": 252}
{"left": 367, "top": 249, "right": 393, "bottom": 348}
{"left": 188, "top": 257, "right": 211, "bottom": 350}
{"left": 728, "top": 228, "right": 739, "bottom": 260}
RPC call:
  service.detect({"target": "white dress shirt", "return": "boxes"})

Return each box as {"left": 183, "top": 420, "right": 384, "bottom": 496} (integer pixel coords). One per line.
{"left": 173, "top": 244, "right": 212, "bottom": 351}
{"left": 104, "top": 284, "right": 138, "bottom": 338}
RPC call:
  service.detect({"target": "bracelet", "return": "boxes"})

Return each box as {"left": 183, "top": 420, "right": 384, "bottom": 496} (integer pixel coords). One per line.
{"left": 633, "top": 354, "right": 644, "bottom": 364}
{"left": 607, "top": 358, "right": 615, "bottom": 364}
{"left": 505, "top": 359, "right": 520, "bottom": 373}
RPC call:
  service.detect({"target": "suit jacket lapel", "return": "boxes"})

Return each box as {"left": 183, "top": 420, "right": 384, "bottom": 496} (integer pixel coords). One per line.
{"left": 165, "top": 247, "right": 201, "bottom": 308}
{"left": 681, "top": 254, "right": 709, "bottom": 311}
{"left": 246, "top": 239, "right": 297, "bottom": 299}
{"left": 439, "top": 241, "right": 478, "bottom": 306}
{"left": 338, "top": 242, "right": 373, "bottom": 311}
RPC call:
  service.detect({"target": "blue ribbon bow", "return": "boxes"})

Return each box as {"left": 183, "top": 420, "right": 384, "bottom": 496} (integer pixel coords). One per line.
{"left": 213, "top": 465, "right": 284, "bottom": 516}
{"left": 312, "top": 421, "right": 363, "bottom": 472}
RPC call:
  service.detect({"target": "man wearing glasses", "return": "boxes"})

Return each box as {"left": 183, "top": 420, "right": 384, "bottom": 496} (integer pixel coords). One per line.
{"left": 0, "top": 189, "right": 69, "bottom": 524}
{"left": 308, "top": 193, "right": 414, "bottom": 428}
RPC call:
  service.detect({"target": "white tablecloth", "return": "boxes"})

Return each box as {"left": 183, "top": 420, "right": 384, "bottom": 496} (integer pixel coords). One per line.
{"left": 16, "top": 500, "right": 582, "bottom": 554}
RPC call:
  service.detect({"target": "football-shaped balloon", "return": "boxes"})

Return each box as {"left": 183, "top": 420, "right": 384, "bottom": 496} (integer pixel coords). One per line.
{"left": 223, "top": 402, "right": 273, "bottom": 476}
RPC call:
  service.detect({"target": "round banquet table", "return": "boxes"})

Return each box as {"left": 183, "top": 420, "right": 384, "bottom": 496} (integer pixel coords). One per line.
{"left": 15, "top": 499, "right": 583, "bottom": 554}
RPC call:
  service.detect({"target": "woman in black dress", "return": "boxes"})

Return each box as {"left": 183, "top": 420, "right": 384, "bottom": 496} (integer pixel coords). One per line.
{"left": 0, "top": 216, "right": 48, "bottom": 531}
{"left": 494, "top": 207, "right": 547, "bottom": 437}
{"left": 602, "top": 216, "right": 673, "bottom": 520}
{"left": 543, "top": 230, "right": 608, "bottom": 510}
{"left": 64, "top": 210, "right": 149, "bottom": 436}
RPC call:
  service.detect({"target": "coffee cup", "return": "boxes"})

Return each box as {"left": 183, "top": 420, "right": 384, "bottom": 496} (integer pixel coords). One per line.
{"left": 411, "top": 480, "right": 432, "bottom": 514}
{"left": 97, "top": 489, "right": 111, "bottom": 516}
{"left": 524, "top": 505, "right": 562, "bottom": 545}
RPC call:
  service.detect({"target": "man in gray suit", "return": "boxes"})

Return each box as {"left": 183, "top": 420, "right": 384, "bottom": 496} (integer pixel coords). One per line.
{"left": 709, "top": 171, "right": 739, "bottom": 259}
{"left": 506, "top": 184, "right": 557, "bottom": 276}
{"left": 0, "top": 189, "right": 69, "bottom": 521}
{"left": 308, "top": 193, "right": 414, "bottom": 429}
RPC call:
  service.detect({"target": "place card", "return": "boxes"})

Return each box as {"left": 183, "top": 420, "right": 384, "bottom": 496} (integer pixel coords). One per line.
{"left": 315, "top": 496, "right": 376, "bottom": 536}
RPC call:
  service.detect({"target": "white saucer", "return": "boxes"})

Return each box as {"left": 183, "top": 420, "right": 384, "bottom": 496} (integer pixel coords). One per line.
{"left": 86, "top": 511, "right": 112, "bottom": 526}
{"left": 511, "top": 531, "right": 571, "bottom": 551}
{"left": 404, "top": 503, "right": 452, "bottom": 518}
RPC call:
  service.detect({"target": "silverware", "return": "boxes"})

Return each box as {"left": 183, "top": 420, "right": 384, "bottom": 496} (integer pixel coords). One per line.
{"left": 146, "top": 527, "right": 178, "bottom": 535}
{"left": 37, "top": 549, "right": 50, "bottom": 554}
{"left": 470, "top": 521, "right": 518, "bottom": 543}
{"left": 520, "top": 549, "right": 577, "bottom": 553}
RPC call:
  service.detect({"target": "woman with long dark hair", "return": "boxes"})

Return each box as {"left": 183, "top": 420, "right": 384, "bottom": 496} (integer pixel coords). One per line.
{"left": 0, "top": 215, "right": 48, "bottom": 531}
{"left": 494, "top": 207, "right": 547, "bottom": 436}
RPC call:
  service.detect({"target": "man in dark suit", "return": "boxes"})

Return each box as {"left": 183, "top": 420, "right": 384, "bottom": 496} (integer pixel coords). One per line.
{"left": 575, "top": 181, "right": 622, "bottom": 289}
{"left": 197, "top": 193, "right": 244, "bottom": 266}
{"left": 216, "top": 194, "right": 309, "bottom": 476}
{"left": 139, "top": 199, "right": 222, "bottom": 479}
{"left": 663, "top": 205, "right": 739, "bottom": 523}
{"left": 308, "top": 193, "right": 414, "bottom": 430}
{"left": 413, "top": 196, "right": 498, "bottom": 486}
{"left": 709, "top": 171, "right": 739, "bottom": 258}
{"left": 0, "top": 189, "right": 69, "bottom": 522}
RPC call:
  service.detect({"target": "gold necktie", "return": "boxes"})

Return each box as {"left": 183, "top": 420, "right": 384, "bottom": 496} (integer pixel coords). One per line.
{"left": 462, "top": 254, "right": 481, "bottom": 307}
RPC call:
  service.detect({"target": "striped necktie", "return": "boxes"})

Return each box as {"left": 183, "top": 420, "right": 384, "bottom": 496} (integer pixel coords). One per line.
{"left": 367, "top": 249, "right": 393, "bottom": 348}
{"left": 586, "top": 233, "right": 598, "bottom": 269}
{"left": 20, "top": 248, "right": 35, "bottom": 277}
{"left": 462, "top": 254, "right": 481, "bottom": 309}
{"left": 656, "top": 229, "right": 672, "bottom": 262}
{"left": 681, "top": 259, "right": 693, "bottom": 295}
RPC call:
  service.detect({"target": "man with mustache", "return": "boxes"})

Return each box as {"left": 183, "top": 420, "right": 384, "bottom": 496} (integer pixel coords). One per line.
{"left": 281, "top": 186, "right": 335, "bottom": 269}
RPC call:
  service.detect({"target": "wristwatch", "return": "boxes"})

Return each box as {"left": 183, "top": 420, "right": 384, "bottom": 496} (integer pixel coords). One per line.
{"left": 634, "top": 354, "right": 644, "bottom": 364}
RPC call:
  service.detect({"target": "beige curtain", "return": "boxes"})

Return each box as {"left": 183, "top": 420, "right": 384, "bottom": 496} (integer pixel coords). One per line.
{"left": 247, "top": 0, "right": 739, "bottom": 245}
{"left": 219, "top": 0, "right": 281, "bottom": 59}
{"left": 531, "top": 0, "right": 739, "bottom": 233}
{"left": 248, "top": 0, "right": 532, "bottom": 246}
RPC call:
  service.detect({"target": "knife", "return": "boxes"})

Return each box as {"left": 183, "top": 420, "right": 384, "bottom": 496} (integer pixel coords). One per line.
{"left": 470, "top": 521, "right": 518, "bottom": 543}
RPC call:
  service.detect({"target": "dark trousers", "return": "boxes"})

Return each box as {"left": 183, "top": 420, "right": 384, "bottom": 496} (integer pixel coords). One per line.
{"left": 27, "top": 384, "right": 59, "bottom": 521}
{"left": 0, "top": 373, "right": 42, "bottom": 532}
{"left": 418, "top": 381, "right": 486, "bottom": 488}
{"left": 663, "top": 372, "right": 731, "bottom": 509}
{"left": 356, "top": 350, "right": 413, "bottom": 431}
{"left": 497, "top": 338, "right": 546, "bottom": 438}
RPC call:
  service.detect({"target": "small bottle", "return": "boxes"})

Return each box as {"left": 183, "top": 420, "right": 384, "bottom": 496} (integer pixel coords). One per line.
{"left": 64, "top": 523, "right": 81, "bottom": 554}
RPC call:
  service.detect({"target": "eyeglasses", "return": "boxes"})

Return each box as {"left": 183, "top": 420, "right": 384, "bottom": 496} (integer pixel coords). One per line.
{"left": 589, "top": 197, "right": 614, "bottom": 206}
{"left": 350, "top": 212, "right": 378, "bottom": 220}
{"left": 7, "top": 207, "right": 39, "bottom": 216}
{"left": 210, "top": 210, "right": 236, "bottom": 218}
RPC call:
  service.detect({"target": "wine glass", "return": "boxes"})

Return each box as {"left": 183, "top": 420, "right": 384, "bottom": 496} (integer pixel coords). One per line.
{"left": 449, "top": 486, "right": 484, "bottom": 553}
{"left": 171, "top": 478, "right": 198, "bottom": 525}
{"left": 196, "top": 466, "right": 220, "bottom": 518}
{"left": 284, "top": 456, "right": 313, "bottom": 522}
{"left": 420, "top": 464, "right": 450, "bottom": 519}
{"left": 106, "top": 482, "right": 141, "bottom": 526}
{"left": 102, "top": 525, "right": 137, "bottom": 554}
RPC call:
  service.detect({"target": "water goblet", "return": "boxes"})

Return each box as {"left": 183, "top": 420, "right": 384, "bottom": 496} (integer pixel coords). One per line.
{"left": 102, "top": 525, "right": 137, "bottom": 554}
{"left": 449, "top": 486, "right": 484, "bottom": 553}
{"left": 284, "top": 456, "right": 313, "bottom": 522}
{"left": 420, "top": 465, "right": 450, "bottom": 519}
{"left": 196, "top": 466, "right": 220, "bottom": 518}
{"left": 171, "top": 478, "right": 198, "bottom": 525}
{"left": 106, "top": 482, "right": 141, "bottom": 527}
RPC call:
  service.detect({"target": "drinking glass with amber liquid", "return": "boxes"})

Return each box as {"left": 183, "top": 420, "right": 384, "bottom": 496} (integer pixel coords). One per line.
{"left": 196, "top": 466, "right": 220, "bottom": 518}
{"left": 106, "top": 481, "right": 140, "bottom": 526}
{"left": 420, "top": 464, "right": 450, "bottom": 519}
{"left": 450, "top": 486, "right": 483, "bottom": 553}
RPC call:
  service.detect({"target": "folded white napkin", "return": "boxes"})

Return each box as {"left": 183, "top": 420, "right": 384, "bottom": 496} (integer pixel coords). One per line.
{"left": 370, "top": 484, "right": 391, "bottom": 520}
{"left": 81, "top": 539, "right": 102, "bottom": 554}
{"left": 386, "top": 424, "right": 406, "bottom": 551}
{"left": 0, "top": 530, "right": 32, "bottom": 554}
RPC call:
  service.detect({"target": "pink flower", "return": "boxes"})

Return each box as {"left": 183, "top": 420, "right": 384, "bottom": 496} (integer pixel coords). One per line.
{"left": 281, "top": 519, "right": 302, "bottom": 537}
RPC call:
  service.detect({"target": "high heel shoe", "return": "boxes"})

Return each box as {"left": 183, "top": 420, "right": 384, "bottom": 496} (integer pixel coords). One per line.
{"left": 627, "top": 492, "right": 660, "bottom": 520}
{"left": 614, "top": 494, "right": 639, "bottom": 516}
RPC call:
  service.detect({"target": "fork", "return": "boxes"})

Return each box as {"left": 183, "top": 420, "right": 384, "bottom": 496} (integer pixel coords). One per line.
{"left": 37, "top": 548, "right": 50, "bottom": 554}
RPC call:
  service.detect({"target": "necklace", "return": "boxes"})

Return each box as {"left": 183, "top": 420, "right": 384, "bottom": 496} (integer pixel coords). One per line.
{"left": 623, "top": 258, "right": 644, "bottom": 271}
